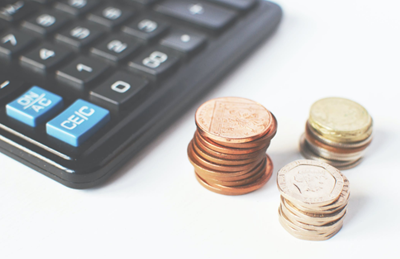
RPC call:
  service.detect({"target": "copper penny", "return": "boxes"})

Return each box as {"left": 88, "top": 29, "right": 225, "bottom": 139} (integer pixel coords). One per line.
{"left": 194, "top": 132, "right": 267, "bottom": 159}
{"left": 188, "top": 143, "right": 264, "bottom": 178}
{"left": 188, "top": 141, "right": 263, "bottom": 172}
{"left": 196, "top": 130, "right": 269, "bottom": 154}
{"left": 192, "top": 138, "right": 265, "bottom": 165}
{"left": 196, "top": 157, "right": 267, "bottom": 184}
{"left": 197, "top": 159, "right": 267, "bottom": 187}
{"left": 204, "top": 113, "right": 277, "bottom": 148}
{"left": 194, "top": 155, "right": 273, "bottom": 195}
{"left": 195, "top": 97, "right": 273, "bottom": 143}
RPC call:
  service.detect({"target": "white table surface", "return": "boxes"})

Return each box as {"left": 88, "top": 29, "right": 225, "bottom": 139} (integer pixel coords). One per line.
{"left": 1, "top": 0, "right": 399, "bottom": 258}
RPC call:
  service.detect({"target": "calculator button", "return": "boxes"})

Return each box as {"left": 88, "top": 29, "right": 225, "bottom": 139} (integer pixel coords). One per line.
{"left": 90, "top": 71, "right": 149, "bottom": 110}
{"left": 56, "top": 56, "right": 109, "bottom": 88}
{"left": 128, "top": 48, "right": 179, "bottom": 78}
{"left": 90, "top": 33, "right": 140, "bottom": 63}
{"left": 46, "top": 99, "right": 110, "bottom": 147}
{"left": 30, "top": 0, "right": 54, "bottom": 3}
{"left": 0, "top": 30, "right": 35, "bottom": 58}
{"left": 122, "top": 17, "right": 168, "bottom": 42}
{"left": 6, "top": 86, "right": 63, "bottom": 127}
{"left": 55, "top": 22, "right": 104, "bottom": 49}
{"left": 154, "top": 0, "right": 237, "bottom": 31}
{"left": 21, "top": 10, "right": 70, "bottom": 36}
{"left": 20, "top": 43, "right": 72, "bottom": 72}
{"left": 87, "top": 4, "right": 134, "bottom": 29}
{"left": 0, "top": 1, "right": 36, "bottom": 23}
{"left": 206, "top": 0, "right": 256, "bottom": 11}
{"left": 0, "top": 76, "right": 24, "bottom": 101}
{"left": 126, "top": 0, "right": 159, "bottom": 5}
{"left": 54, "top": 0, "right": 100, "bottom": 16}
{"left": 160, "top": 29, "right": 206, "bottom": 56}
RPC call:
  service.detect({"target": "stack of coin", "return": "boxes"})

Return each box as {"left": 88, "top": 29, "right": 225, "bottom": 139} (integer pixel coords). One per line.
{"left": 187, "top": 97, "right": 277, "bottom": 195}
{"left": 300, "top": 97, "right": 373, "bottom": 170}
{"left": 277, "top": 160, "right": 350, "bottom": 241}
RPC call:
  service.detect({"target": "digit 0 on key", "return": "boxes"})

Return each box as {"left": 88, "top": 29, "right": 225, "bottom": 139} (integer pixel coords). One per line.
{"left": 46, "top": 99, "right": 110, "bottom": 147}
{"left": 6, "top": 86, "right": 63, "bottom": 127}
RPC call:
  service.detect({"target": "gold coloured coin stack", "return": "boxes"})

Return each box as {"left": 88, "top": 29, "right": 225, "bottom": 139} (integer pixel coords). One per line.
{"left": 277, "top": 160, "right": 350, "bottom": 241}
{"left": 300, "top": 97, "right": 373, "bottom": 170}
{"left": 187, "top": 97, "right": 277, "bottom": 195}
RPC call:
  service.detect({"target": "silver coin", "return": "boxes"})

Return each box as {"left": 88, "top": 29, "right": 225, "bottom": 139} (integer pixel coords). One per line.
{"left": 299, "top": 135, "right": 363, "bottom": 170}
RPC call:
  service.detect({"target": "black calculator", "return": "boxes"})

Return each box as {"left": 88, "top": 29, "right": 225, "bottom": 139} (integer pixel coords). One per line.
{"left": 0, "top": 0, "right": 282, "bottom": 188}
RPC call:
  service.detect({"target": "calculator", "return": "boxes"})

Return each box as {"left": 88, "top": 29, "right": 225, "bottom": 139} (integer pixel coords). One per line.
{"left": 0, "top": 0, "right": 282, "bottom": 188}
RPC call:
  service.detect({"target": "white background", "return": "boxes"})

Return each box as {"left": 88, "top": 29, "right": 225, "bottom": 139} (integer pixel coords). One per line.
{"left": 1, "top": 0, "right": 400, "bottom": 258}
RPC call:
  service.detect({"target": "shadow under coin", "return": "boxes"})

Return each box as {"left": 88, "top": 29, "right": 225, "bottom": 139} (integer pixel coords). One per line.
{"left": 343, "top": 194, "right": 368, "bottom": 226}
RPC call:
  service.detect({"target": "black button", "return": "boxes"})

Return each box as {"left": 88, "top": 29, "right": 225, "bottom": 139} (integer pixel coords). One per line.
{"left": 128, "top": 47, "right": 179, "bottom": 78}
{"left": 0, "top": 1, "right": 36, "bottom": 23}
{"left": 206, "top": 0, "right": 256, "bottom": 11}
{"left": 160, "top": 29, "right": 206, "bottom": 56}
{"left": 30, "top": 0, "right": 55, "bottom": 3}
{"left": 126, "top": 0, "right": 159, "bottom": 5}
{"left": 20, "top": 43, "right": 72, "bottom": 73}
{"left": 154, "top": 0, "right": 237, "bottom": 31}
{"left": 54, "top": 0, "right": 100, "bottom": 16}
{"left": 87, "top": 4, "right": 134, "bottom": 29}
{"left": 90, "top": 33, "right": 140, "bottom": 63}
{"left": 122, "top": 17, "right": 169, "bottom": 42}
{"left": 56, "top": 57, "right": 109, "bottom": 88}
{"left": 21, "top": 10, "right": 70, "bottom": 36}
{"left": 0, "top": 76, "right": 24, "bottom": 101}
{"left": 55, "top": 22, "right": 104, "bottom": 49}
{"left": 90, "top": 71, "right": 149, "bottom": 110}
{"left": 0, "top": 30, "right": 35, "bottom": 58}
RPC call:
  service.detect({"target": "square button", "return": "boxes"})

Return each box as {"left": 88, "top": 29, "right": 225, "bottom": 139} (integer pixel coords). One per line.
{"left": 56, "top": 57, "right": 109, "bottom": 88}
{"left": 90, "top": 33, "right": 140, "bottom": 63}
{"left": 128, "top": 47, "right": 179, "bottom": 78}
{"left": 90, "top": 71, "right": 149, "bottom": 110}
{"left": 87, "top": 5, "right": 134, "bottom": 29}
{"left": 46, "top": 99, "right": 110, "bottom": 147}
{"left": 0, "top": 30, "right": 35, "bottom": 58}
{"left": 21, "top": 10, "right": 70, "bottom": 36}
{"left": 122, "top": 17, "right": 169, "bottom": 42}
{"left": 20, "top": 43, "right": 72, "bottom": 73}
{"left": 55, "top": 0, "right": 100, "bottom": 16}
{"left": 160, "top": 29, "right": 206, "bottom": 56}
{"left": 6, "top": 86, "right": 63, "bottom": 127}
{"left": 55, "top": 22, "right": 104, "bottom": 49}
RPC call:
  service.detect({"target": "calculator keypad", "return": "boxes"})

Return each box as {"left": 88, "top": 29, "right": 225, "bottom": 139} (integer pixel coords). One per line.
{"left": 0, "top": 0, "right": 281, "bottom": 188}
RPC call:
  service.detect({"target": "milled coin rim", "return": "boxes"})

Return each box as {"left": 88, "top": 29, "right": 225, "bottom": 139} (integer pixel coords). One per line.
{"left": 277, "top": 159, "right": 344, "bottom": 206}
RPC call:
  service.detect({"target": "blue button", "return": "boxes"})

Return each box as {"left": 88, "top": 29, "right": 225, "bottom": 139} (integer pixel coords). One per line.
{"left": 6, "top": 86, "right": 63, "bottom": 127}
{"left": 46, "top": 99, "right": 110, "bottom": 147}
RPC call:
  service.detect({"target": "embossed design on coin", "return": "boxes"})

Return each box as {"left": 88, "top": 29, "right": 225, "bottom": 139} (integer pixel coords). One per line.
{"left": 276, "top": 160, "right": 350, "bottom": 241}
{"left": 195, "top": 97, "right": 272, "bottom": 143}
{"left": 277, "top": 160, "right": 344, "bottom": 206}
{"left": 309, "top": 97, "right": 371, "bottom": 137}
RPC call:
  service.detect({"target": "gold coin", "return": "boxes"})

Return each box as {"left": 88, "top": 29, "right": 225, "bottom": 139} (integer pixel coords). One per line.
{"left": 309, "top": 97, "right": 372, "bottom": 143}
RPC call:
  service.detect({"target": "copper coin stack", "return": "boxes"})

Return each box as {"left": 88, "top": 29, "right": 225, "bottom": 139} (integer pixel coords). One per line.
{"left": 187, "top": 97, "right": 277, "bottom": 195}
{"left": 277, "top": 160, "right": 350, "bottom": 241}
